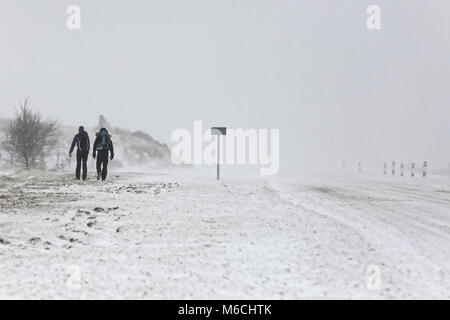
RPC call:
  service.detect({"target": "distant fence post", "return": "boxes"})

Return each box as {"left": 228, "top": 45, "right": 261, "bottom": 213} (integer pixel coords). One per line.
{"left": 411, "top": 162, "right": 415, "bottom": 177}
{"left": 383, "top": 162, "right": 387, "bottom": 175}
{"left": 400, "top": 163, "right": 404, "bottom": 176}
{"left": 391, "top": 161, "right": 396, "bottom": 176}
{"left": 358, "top": 162, "right": 362, "bottom": 174}
{"left": 423, "top": 161, "right": 427, "bottom": 177}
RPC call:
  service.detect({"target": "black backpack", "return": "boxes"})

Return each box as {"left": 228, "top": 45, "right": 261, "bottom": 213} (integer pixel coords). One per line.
{"left": 78, "top": 132, "right": 89, "bottom": 152}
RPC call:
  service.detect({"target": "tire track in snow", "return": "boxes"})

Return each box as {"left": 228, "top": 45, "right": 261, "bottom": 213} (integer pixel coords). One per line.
{"left": 267, "top": 178, "right": 450, "bottom": 299}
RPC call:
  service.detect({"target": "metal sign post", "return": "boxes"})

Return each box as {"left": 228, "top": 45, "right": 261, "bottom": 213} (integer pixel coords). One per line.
{"left": 211, "top": 127, "right": 227, "bottom": 180}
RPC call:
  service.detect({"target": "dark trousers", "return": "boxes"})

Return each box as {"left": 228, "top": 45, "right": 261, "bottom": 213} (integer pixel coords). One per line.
{"left": 96, "top": 150, "right": 109, "bottom": 180}
{"left": 76, "top": 151, "right": 88, "bottom": 180}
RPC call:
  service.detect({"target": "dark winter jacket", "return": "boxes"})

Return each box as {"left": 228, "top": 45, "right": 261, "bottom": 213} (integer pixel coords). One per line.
{"left": 69, "top": 131, "right": 90, "bottom": 154}
{"left": 93, "top": 128, "right": 114, "bottom": 157}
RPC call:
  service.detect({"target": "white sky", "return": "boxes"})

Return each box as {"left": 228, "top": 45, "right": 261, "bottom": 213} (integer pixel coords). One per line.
{"left": 0, "top": 0, "right": 449, "bottom": 170}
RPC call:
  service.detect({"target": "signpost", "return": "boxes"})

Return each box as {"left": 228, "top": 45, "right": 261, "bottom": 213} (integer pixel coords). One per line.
{"left": 211, "top": 127, "right": 227, "bottom": 180}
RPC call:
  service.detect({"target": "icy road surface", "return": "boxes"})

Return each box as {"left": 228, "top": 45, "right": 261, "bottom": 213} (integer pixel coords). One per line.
{"left": 0, "top": 170, "right": 449, "bottom": 299}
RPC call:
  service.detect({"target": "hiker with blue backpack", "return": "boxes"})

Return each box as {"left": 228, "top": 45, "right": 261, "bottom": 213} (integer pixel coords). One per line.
{"left": 69, "top": 126, "right": 90, "bottom": 180}
{"left": 93, "top": 127, "right": 114, "bottom": 181}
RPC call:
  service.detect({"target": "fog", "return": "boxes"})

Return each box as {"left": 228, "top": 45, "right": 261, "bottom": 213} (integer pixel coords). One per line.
{"left": 0, "top": 0, "right": 449, "bottom": 172}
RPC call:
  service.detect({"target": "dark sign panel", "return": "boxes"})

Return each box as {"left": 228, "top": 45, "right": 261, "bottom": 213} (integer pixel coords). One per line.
{"left": 211, "top": 127, "right": 227, "bottom": 135}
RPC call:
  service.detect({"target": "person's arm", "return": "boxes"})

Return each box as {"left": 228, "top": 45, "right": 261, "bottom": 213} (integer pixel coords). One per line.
{"left": 69, "top": 134, "right": 78, "bottom": 154}
{"left": 86, "top": 133, "right": 91, "bottom": 154}
{"left": 109, "top": 139, "right": 114, "bottom": 159}
{"left": 92, "top": 136, "right": 98, "bottom": 158}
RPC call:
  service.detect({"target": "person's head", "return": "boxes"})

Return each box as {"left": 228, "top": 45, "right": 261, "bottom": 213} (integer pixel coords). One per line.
{"left": 78, "top": 126, "right": 84, "bottom": 134}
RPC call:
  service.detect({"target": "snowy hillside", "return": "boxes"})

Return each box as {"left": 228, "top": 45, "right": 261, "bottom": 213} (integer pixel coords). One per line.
{"left": 57, "top": 124, "right": 171, "bottom": 170}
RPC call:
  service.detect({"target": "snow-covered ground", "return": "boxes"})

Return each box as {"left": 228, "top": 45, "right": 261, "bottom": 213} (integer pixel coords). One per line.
{"left": 0, "top": 168, "right": 449, "bottom": 299}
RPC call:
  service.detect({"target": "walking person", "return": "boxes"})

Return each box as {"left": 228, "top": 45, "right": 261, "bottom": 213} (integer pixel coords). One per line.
{"left": 69, "top": 126, "right": 90, "bottom": 180}
{"left": 93, "top": 127, "right": 114, "bottom": 181}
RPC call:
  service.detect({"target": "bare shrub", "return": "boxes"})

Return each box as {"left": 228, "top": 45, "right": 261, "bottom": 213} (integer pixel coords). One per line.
{"left": 2, "top": 98, "right": 59, "bottom": 168}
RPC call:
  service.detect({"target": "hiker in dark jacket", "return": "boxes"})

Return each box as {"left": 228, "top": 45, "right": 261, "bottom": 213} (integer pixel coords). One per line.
{"left": 69, "top": 126, "right": 90, "bottom": 180}
{"left": 93, "top": 127, "right": 114, "bottom": 181}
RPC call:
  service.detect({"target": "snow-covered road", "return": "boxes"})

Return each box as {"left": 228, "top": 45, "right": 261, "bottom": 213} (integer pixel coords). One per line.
{"left": 0, "top": 170, "right": 449, "bottom": 299}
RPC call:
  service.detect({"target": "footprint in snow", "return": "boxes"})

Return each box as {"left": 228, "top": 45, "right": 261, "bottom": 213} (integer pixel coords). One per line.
{"left": 28, "top": 237, "right": 41, "bottom": 244}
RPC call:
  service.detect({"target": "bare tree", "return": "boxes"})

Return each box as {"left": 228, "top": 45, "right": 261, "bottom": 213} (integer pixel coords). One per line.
{"left": 2, "top": 98, "right": 58, "bottom": 168}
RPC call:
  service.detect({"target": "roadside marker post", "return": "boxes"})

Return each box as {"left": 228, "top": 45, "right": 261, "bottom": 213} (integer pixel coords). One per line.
{"left": 211, "top": 127, "right": 227, "bottom": 180}
{"left": 383, "top": 162, "right": 387, "bottom": 175}
{"left": 423, "top": 161, "right": 428, "bottom": 177}
{"left": 400, "top": 163, "right": 404, "bottom": 176}
{"left": 411, "top": 162, "right": 415, "bottom": 177}
{"left": 392, "top": 161, "right": 396, "bottom": 176}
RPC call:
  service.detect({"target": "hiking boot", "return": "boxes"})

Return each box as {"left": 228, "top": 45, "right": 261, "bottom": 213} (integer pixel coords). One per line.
{"left": 97, "top": 173, "right": 101, "bottom": 181}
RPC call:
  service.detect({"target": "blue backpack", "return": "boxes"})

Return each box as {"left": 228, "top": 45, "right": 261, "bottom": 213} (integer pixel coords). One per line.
{"left": 97, "top": 129, "right": 110, "bottom": 150}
